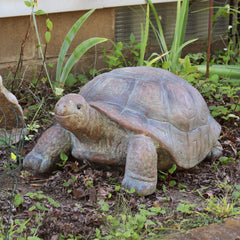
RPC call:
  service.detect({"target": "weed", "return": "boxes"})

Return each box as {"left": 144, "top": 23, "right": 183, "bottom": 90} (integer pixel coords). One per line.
{"left": 0, "top": 217, "right": 32, "bottom": 240}
{"left": 25, "top": 122, "right": 41, "bottom": 141}
{"left": 213, "top": 156, "right": 236, "bottom": 171}
{"left": 96, "top": 200, "right": 164, "bottom": 239}
{"left": 179, "top": 55, "right": 240, "bottom": 120}
{"left": 0, "top": 191, "right": 61, "bottom": 239}
{"left": 25, "top": 191, "right": 60, "bottom": 208}
{"left": 63, "top": 176, "right": 76, "bottom": 193}
{"left": 56, "top": 152, "right": 69, "bottom": 167}
{"left": 233, "top": 185, "right": 240, "bottom": 200}
{"left": 102, "top": 34, "right": 141, "bottom": 70}
{"left": 177, "top": 201, "right": 196, "bottom": 215}
{"left": 158, "top": 164, "right": 177, "bottom": 187}
{"left": 205, "top": 195, "right": 240, "bottom": 218}
{"left": 196, "top": 181, "right": 240, "bottom": 219}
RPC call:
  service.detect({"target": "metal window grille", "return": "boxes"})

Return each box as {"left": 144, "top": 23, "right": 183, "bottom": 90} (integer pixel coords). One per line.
{"left": 115, "top": 1, "right": 229, "bottom": 45}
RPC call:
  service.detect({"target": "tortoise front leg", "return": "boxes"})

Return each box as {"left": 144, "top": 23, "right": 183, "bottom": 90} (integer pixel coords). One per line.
{"left": 23, "top": 124, "right": 72, "bottom": 174}
{"left": 122, "top": 134, "right": 157, "bottom": 196}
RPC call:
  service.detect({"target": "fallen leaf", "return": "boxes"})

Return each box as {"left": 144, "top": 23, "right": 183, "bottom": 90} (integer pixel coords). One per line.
{"left": 73, "top": 188, "right": 87, "bottom": 199}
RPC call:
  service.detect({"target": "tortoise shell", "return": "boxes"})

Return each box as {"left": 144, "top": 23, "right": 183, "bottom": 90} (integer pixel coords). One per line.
{"left": 80, "top": 66, "right": 221, "bottom": 169}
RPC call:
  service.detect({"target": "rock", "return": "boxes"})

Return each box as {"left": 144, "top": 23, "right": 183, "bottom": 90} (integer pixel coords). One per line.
{"left": 0, "top": 76, "right": 25, "bottom": 144}
{"left": 165, "top": 217, "right": 240, "bottom": 240}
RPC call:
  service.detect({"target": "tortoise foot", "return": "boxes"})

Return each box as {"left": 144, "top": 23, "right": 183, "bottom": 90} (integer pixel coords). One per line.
{"left": 207, "top": 141, "right": 223, "bottom": 159}
{"left": 23, "top": 151, "right": 52, "bottom": 174}
{"left": 23, "top": 125, "right": 72, "bottom": 174}
{"left": 122, "top": 174, "right": 156, "bottom": 196}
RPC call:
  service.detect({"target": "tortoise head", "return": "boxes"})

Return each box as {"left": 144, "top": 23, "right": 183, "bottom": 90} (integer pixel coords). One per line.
{"left": 54, "top": 93, "right": 90, "bottom": 131}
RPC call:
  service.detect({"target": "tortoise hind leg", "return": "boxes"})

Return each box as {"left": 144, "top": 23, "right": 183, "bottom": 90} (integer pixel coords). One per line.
{"left": 23, "top": 124, "right": 72, "bottom": 174}
{"left": 122, "top": 134, "right": 157, "bottom": 196}
{"left": 207, "top": 141, "right": 223, "bottom": 159}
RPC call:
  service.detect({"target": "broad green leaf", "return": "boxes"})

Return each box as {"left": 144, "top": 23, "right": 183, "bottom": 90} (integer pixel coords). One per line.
{"left": 24, "top": 1, "right": 31, "bottom": 7}
{"left": 130, "top": 32, "right": 135, "bottom": 44}
{"left": 56, "top": 9, "right": 95, "bottom": 82}
{"left": 99, "top": 200, "right": 110, "bottom": 212}
{"left": 45, "top": 31, "right": 51, "bottom": 43}
{"left": 169, "top": 180, "right": 177, "bottom": 187}
{"left": 59, "top": 37, "right": 107, "bottom": 85}
{"left": 162, "top": 61, "right": 171, "bottom": 69}
{"left": 65, "top": 73, "right": 78, "bottom": 87}
{"left": 46, "top": 18, "right": 53, "bottom": 31}
{"left": 14, "top": 193, "right": 24, "bottom": 207}
{"left": 36, "top": 202, "right": 49, "bottom": 211}
{"left": 34, "top": 10, "right": 47, "bottom": 15}
{"left": 60, "top": 152, "right": 68, "bottom": 161}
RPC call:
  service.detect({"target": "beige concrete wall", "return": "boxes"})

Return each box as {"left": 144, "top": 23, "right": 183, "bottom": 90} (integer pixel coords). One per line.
{"left": 0, "top": 8, "right": 115, "bottom": 74}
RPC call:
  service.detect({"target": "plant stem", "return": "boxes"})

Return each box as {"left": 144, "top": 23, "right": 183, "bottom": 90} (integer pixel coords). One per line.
{"left": 30, "top": 0, "right": 54, "bottom": 93}
{"left": 206, "top": 0, "right": 213, "bottom": 78}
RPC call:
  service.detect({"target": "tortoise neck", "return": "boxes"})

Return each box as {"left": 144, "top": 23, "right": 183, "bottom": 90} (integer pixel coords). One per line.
{"left": 82, "top": 106, "right": 111, "bottom": 141}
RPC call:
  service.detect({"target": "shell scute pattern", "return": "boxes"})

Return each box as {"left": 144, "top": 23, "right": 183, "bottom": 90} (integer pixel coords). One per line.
{"left": 81, "top": 67, "right": 209, "bottom": 133}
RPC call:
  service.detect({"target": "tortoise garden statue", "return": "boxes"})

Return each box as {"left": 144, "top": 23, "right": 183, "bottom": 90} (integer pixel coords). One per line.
{"left": 23, "top": 67, "right": 222, "bottom": 196}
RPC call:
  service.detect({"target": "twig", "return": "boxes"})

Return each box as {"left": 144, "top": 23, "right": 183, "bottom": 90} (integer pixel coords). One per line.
{"left": 13, "top": 16, "right": 32, "bottom": 91}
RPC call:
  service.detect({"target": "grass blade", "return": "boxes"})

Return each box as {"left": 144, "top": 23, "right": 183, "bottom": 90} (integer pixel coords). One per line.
{"left": 60, "top": 37, "right": 107, "bottom": 84}
{"left": 138, "top": 4, "right": 150, "bottom": 66}
{"left": 148, "top": 0, "right": 168, "bottom": 55}
{"left": 56, "top": 9, "right": 95, "bottom": 82}
{"left": 169, "top": 0, "right": 190, "bottom": 72}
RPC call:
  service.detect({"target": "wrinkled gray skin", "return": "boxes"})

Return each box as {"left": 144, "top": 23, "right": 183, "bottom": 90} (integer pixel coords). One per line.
{"left": 23, "top": 67, "right": 222, "bottom": 196}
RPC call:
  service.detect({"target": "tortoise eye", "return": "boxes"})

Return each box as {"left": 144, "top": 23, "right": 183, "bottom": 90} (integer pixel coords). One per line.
{"left": 77, "top": 104, "right": 81, "bottom": 110}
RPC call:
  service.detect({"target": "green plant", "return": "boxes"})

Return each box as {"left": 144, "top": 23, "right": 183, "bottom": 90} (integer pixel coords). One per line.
{"left": 195, "top": 181, "right": 240, "bottom": 219}
{"left": 158, "top": 164, "right": 177, "bottom": 187}
{"left": 178, "top": 56, "right": 240, "bottom": 120}
{"left": 232, "top": 184, "right": 240, "bottom": 200}
{"left": 55, "top": 9, "right": 107, "bottom": 96}
{"left": 63, "top": 176, "right": 76, "bottom": 193}
{"left": 24, "top": 0, "right": 54, "bottom": 93}
{"left": 177, "top": 201, "right": 196, "bottom": 215}
{"left": 0, "top": 217, "right": 34, "bottom": 240}
{"left": 0, "top": 191, "right": 50, "bottom": 240}
{"left": 26, "top": 191, "right": 60, "bottom": 208}
{"left": 102, "top": 33, "right": 142, "bottom": 71}
{"left": 205, "top": 195, "right": 240, "bottom": 218}
{"left": 25, "top": 121, "right": 41, "bottom": 141}
{"left": 96, "top": 201, "right": 164, "bottom": 239}
{"left": 58, "top": 233, "right": 82, "bottom": 240}
{"left": 138, "top": 4, "right": 150, "bottom": 66}
{"left": 147, "top": 0, "right": 197, "bottom": 72}
{"left": 25, "top": 1, "right": 107, "bottom": 96}
{"left": 56, "top": 152, "right": 69, "bottom": 167}
{"left": 214, "top": 5, "right": 240, "bottom": 65}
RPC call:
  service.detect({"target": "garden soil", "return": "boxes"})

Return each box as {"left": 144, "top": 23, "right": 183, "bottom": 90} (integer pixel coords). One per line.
{"left": 1, "top": 116, "right": 240, "bottom": 239}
